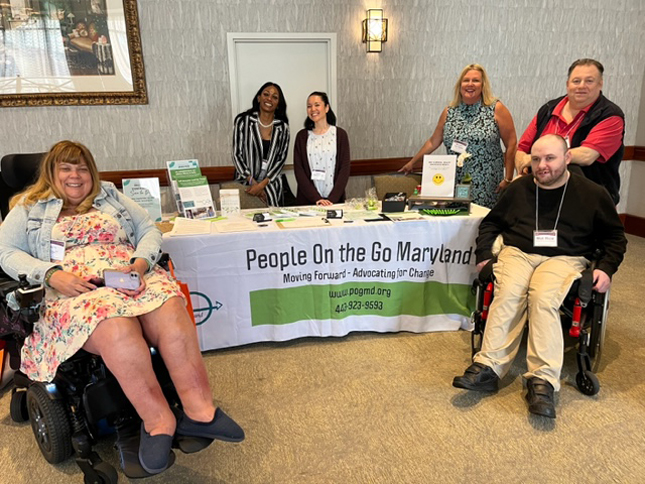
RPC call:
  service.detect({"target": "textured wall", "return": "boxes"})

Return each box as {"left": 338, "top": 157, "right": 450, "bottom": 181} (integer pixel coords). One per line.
{"left": 638, "top": 65, "right": 645, "bottom": 145}
{"left": 1, "top": 0, "right": 644, "bottom": 173}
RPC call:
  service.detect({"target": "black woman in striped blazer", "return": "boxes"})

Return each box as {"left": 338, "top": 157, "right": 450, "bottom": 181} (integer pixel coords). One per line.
{"left": 232, "top": 82, "right": 290, "bottom": 206}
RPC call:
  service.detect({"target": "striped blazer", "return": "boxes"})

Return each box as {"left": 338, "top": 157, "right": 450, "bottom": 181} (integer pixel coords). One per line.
{"left": 232, "top": 112, "right": 290, "bottom": 206}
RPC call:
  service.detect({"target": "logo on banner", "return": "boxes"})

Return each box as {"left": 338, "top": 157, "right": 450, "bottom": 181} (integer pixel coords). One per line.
{"left": 190, "top": 291, "right": 223, "bottom": 326}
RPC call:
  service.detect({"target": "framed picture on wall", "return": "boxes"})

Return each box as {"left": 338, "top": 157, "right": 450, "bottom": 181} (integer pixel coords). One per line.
{"left": 0, "top": 0, "right": 147, "bottom": 107}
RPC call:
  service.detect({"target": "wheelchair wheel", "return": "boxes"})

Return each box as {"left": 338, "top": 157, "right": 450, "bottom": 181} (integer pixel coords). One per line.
{"left": 589, "top": 291, "right": 609, "bottom": 371}
{"left": 26, "top": 384, "right": 73, "bottom": 464}
{"left": 10, "top": 389, "right": 29, "bottom": 423}
{"left": 84, "top": 461, "right": 118, "bottom": 484}
{"left": 576, "top": 370, "right": 600, "bottom": 396}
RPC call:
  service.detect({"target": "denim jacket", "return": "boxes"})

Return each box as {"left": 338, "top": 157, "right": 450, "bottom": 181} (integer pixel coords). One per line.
{"left": 0, "top": 181, "right": 162, "bottom": 285}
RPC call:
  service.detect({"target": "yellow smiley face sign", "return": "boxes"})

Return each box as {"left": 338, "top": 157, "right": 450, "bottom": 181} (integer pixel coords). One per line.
{"left": 432, "top": 173, "right": 445, "bottom": 185}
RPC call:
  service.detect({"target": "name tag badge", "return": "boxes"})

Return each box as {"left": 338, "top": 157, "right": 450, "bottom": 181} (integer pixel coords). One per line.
{"left": 311, "top": 169, "right": 326, "bottom": 181}
{"left": 50, "top": 239, "right": 65, "bottom": 261}
{"left": 450, "top": 139, "right": 468, "bottom": 154}
{"left": 534, "top": 230, "right": 558, "bottom": 247}
{"left": 261, "top": 160, "right": 269, "bottom": 171}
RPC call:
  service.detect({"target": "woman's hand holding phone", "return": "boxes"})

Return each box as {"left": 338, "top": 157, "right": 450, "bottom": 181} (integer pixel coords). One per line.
{"left": 104, "top": 260, "right": 146, "bottom": 296}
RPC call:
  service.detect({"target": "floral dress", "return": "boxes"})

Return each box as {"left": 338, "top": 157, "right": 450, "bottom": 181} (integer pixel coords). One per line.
{"left": 20, "top": 211, "right": 183, "bottom": 382}
{"left": 443, "top": 100, "right": 504, "bottom": 209}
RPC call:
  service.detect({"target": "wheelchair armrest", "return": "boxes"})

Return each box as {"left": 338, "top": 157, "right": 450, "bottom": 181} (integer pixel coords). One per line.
{"left": 575, "top": 267, "right": 594, "bottom": 305}
{"left": 157, "top": 253, "right": 170, "bottom": 271}
{"left": 477, "top": 256, "right": 497, "bottom": 284}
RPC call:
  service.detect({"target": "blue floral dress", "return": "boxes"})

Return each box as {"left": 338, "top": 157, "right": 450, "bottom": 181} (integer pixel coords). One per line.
{"left": 20, "top": 211, "right": 184, "bottom": 382}
{"left": 443, "top": 100, "right": 504, "bottom": 208}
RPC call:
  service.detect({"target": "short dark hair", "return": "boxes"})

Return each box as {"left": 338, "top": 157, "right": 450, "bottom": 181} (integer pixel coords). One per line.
{"left": 242, "top": 82, "right": 289, "bottom": 124}
{"left": 304, "top": 92, "right": 337, "bottom": 130}
{"left": 567, "top": 58, "right": 604, "bottom": 78}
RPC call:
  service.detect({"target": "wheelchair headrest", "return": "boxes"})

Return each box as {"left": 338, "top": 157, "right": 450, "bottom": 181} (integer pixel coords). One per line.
{"left": 1, "top": 153, "right": 45, "bottom": 189}
{"left": 0, "top": 153, "right": 45, "bottom": 219}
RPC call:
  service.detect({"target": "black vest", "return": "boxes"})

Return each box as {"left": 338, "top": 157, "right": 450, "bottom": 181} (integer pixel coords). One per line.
{"left": 534, "top": 93, "right": 624, "bottom": 204}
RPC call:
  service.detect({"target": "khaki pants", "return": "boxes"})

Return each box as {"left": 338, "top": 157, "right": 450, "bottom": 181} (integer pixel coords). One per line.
{"left": 474, "top": 246, "right": 588, "bottom": 391}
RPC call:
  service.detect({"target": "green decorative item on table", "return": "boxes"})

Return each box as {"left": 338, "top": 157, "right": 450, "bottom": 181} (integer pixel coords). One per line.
{"left": 365, "top": 187, "right": 378, "bottom": 210}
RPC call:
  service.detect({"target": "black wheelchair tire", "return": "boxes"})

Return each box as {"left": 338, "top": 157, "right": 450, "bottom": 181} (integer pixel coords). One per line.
{"left": 26, "top": 384, "right": 74, "bottom": 464}
{"left": 84, "top": 461, "right": 118, "bottom": 484}
{"left": 10, "top": 389, "right": 29, "bottom": 423}
{"left": 589, "top": 294, "right": 608, "bottom": 368}
{"left": 576, "top": 370, "right": 600, "bottom": 396}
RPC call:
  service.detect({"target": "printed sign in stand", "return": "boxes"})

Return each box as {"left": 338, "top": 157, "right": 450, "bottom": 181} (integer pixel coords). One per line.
{"left": 123, "top": 178, "right": 163, "bottom": 222}
{"left": 421, "top": 155, "right": 457, "bottom": 197}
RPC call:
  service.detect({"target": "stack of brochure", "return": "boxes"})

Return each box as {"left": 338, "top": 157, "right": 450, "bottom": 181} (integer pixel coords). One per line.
{"left": 166, "top": 159, "right": 216, "bottom": 219}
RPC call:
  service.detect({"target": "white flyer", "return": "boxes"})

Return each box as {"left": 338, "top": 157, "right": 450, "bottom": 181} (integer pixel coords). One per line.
{"left": 219, "top": 189, "right": 241, "bottom": 217}
{"left": 421, "top": 155, "right": 457, "bottom": 197}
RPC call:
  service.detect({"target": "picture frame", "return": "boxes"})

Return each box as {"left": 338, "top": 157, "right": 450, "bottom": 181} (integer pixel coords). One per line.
{"left": 0, "top": 0, "right": 147, "bottom": 107}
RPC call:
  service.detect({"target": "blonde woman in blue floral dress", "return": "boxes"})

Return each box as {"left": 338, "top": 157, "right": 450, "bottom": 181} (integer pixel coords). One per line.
{"left": 400, "top": 64, "right": 517, "bottom": 208}
{"left": 0, "top": 141, "right": 244, "bottom": 476}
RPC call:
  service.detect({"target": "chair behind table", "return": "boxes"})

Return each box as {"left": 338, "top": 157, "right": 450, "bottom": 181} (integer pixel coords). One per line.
{"left": 373, "top": 174, "right": 422, "bottom": 200}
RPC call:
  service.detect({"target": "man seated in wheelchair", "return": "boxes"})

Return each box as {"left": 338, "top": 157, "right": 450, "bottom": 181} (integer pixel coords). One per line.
{"left": 0, "top": 141, "right": 244, "bottom": 475}
{"left": 452, "top": 134, "right": 627, "bottom": 418}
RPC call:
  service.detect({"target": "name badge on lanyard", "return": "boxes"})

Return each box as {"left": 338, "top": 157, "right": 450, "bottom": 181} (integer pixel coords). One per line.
{"left": 533, "top": 230, "right": 558, "bottom": 247}
{"left": 50, "top": 239, "right": 65, "bottom": 262}
{"left": 311, "top": 169, "right": 326, "bottom": 181}
{"left": 450, "top": 139, "right": 468, "bottom": 154}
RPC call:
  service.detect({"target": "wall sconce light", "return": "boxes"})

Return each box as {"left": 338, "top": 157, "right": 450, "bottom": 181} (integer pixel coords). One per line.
{"left": 362, "top": 8, "right": 388, "bottom": 53}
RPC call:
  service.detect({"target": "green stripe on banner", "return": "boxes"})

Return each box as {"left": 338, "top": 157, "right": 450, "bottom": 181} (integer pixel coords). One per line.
{"left": 250, "top": 281, "right": 475, "bottom": 326}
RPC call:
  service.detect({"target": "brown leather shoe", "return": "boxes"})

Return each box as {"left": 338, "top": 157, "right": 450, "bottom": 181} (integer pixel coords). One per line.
{"left": 525, "top": 377, "right": 556, "bottom": 418}
{"left": 452, "top": 362, "right": 499, "bottom": 392}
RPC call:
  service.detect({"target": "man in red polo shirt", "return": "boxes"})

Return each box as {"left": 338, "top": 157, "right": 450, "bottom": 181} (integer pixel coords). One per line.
{"left": 515, "top": 59, "right": 624, "bottom": 204}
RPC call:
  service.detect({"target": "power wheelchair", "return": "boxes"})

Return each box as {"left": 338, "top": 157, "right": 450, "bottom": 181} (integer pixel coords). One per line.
{"left": 1, "top": 260, "right": 185, "bottom": 483}
{"left": 469, "top": 254, "right": 610, "bottom": 396}
{"left": 0, "top": 153, "right": 184, "bottom": 482}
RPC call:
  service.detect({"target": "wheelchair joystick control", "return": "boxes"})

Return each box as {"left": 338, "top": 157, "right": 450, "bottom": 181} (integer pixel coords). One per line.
{"left": 18, "top": 274, "right": 28, "bottom": 288}
{"left": 15, "top": 273, "right": 44, "bottom": 309}
{"left": 569, "top": 299, "right": 582, "bottom": 338}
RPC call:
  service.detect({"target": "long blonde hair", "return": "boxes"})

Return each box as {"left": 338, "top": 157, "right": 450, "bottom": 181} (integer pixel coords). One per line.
{"left": 10, "top": 140, "right": 101, "bottom": 214}
{"left": 449, "top": 64, "right": 497, "bottom": 107}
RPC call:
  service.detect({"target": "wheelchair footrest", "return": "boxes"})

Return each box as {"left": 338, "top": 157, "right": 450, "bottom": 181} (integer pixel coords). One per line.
{"left": 115, "top": 418, "right": 175, "bottom": 479}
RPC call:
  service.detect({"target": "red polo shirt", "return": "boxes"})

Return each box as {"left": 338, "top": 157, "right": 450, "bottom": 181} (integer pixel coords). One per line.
{"left": 518, "top": 97, "right": 624, "bottom": 163}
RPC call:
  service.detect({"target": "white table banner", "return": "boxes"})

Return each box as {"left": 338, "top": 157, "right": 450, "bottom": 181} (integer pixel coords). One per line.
{"left": 162, "top": 208, "right": 487, "bottom": 351}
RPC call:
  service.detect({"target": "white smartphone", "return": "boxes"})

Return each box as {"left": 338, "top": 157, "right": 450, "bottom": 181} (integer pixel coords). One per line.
{"left": 103, "top": 269, "right": 141, "bottom": 291}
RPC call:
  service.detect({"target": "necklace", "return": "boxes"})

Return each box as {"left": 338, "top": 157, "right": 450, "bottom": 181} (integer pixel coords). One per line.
{"left": 258, "top": 118, "right": 274, "bottom": 128}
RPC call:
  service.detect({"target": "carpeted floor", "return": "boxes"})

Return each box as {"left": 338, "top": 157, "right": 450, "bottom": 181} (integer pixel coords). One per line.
{"left": 1, "top": 235, "right": 644, "bottom": 484}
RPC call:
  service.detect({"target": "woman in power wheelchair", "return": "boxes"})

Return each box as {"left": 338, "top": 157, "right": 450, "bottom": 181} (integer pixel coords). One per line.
{"left": 0, "top": 141, "right": 244, "bottom": 481}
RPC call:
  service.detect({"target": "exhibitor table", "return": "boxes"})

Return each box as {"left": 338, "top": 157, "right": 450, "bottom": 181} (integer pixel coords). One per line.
{"left": 161, "top": 205, "right": 489, "bottom": 351}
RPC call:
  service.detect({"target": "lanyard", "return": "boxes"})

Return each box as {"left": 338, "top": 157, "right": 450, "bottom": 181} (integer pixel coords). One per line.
{"left": 562, "top": 112, "right": 585, "bottom": 145}
{"left": 535, "top": 176, "right": 569, "bottom": 232}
